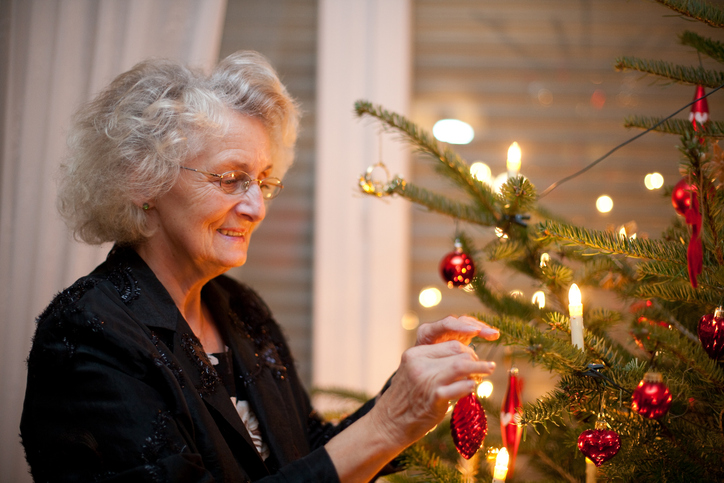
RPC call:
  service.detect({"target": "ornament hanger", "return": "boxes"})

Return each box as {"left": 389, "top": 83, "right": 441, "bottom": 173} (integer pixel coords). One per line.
{"left": 359, "top": 130, "right": 397, "bottom": 196}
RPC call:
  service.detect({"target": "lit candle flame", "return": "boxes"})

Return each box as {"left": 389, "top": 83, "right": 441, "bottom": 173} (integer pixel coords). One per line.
{"left": 507, "top": 142, "right": 521, "bottom": 177}
{"left": 493, "top": 448, "right": 510, "bottom": 481}
{"left": 532, "top": 291, "right": 546, "bottom": 309}
{"left": 569, "top": 283, "right": 581, "bottom": 306}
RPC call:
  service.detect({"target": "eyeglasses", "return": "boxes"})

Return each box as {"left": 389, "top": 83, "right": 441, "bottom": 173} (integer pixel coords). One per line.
{"left": 180, "top": 166, "right": 283, "bottom": 200}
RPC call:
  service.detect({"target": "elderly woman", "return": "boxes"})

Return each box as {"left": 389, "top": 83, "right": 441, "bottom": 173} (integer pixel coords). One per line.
{"left": 20, "top": 51, "right": 498, "bottom": 482}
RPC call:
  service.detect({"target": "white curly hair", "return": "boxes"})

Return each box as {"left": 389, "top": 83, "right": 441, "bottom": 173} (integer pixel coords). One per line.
{"left": 58, "top": 51, "right": 300, "bottom": 245}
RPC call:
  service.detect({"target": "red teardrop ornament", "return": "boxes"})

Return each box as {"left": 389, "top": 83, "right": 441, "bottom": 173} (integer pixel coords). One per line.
{"left": 577, "top": 424, "right": 621, "bottom": 467}
{"left": 451, "top": 393, "right": 487, "bottom": 459}
{"left": 698, "top": 307, "right": 724, "bottom": 359}
{"left": 440, "top": 240, "right": 475, "bottom": 288}
{"left": 631, "top": 372, "right": 672, "bottom": 419}
{"left": 500, "top": 368, "right": 522, "bottom": 476}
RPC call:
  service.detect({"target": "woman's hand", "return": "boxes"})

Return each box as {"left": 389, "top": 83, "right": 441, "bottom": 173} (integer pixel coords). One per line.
{"left": 325, "top": 315, "right": 498, "bottom": 482}
{"left": 370, "top": 316, "right": 498, "bottom": 449}
{"left": 415, "top": 314, "right": 499, "bottom": 346}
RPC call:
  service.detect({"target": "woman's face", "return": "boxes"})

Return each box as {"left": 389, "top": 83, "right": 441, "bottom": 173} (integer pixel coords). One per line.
{"left": 148, "top": 111, "right": 272, "bottom": 279}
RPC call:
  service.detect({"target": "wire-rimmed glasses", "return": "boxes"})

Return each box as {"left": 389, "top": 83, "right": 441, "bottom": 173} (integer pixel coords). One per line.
{"left": 180, "top": 166, "right": 283, "bottom": 200}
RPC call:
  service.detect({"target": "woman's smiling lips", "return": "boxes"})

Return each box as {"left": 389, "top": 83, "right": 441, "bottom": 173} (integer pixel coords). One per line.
{"left": 217, "top": 228, "right": 247, "bottom": 237}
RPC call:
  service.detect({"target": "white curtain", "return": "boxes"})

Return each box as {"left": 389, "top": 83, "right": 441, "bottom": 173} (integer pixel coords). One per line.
{"left": 0, "top": 1, "right": 227, "bottom": 480}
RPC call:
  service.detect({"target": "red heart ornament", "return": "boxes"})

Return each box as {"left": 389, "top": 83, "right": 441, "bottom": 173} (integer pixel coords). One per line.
{"left": 451, "top": 393, "right": 487, "bottom": 459}
{"left": 577, "top": 428, "right": 621, "bottom": 466}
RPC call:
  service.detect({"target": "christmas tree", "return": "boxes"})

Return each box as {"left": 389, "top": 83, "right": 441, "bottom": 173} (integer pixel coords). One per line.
{"left": 352, "top": 0, "right": 724, "bottom": 481}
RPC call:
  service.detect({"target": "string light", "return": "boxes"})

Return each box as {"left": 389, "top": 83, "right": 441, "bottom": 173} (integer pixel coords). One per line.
{"left": 540, "top": 253, "right": 550, "bottom": 268}
{"left": 532, "top": 290, "right": 546, "bottom": 309}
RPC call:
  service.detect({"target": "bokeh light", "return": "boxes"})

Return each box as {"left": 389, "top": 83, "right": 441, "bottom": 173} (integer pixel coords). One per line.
{"left": 418, "top": 287, "right": 442, "bottom": 308}
{"left": 432, "top": 119, "right": 474, "bottom": 144}
{"left": 477, "top": 380, "right": 494, "bottom": 398}
{"left": 470, "top": 162, "right": 492, "bottom": 184}
{"left": 596, "top": 195, "right": 613, "bottom": 213}
{"left": 644, "top": 172, "right": 664, "bottom": 190}
{"left": 401, "top": 311, "right": 420, "bottom": 331}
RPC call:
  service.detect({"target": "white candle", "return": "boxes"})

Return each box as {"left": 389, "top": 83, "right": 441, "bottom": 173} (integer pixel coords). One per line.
{"left": 569, "top": 283, "right": 584, "bottom": 350}
{"left": 586, "top": 457, "right": 597, "bottom": 483}
{"left": 506, "top": 142, "right": 521, "bottom": 178}
{"left": 492, "top": 448, "right": 509, "bottom": 483}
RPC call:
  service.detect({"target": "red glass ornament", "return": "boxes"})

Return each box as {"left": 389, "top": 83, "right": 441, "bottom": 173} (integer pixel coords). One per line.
{"left": 451, "top": 393, "right": 487, "bottom": 459}
{"left": 440, "top": 239, "right": 475, "bottom": 288}
{"left": 631, "top": 372, "right": 672, "bottom": 419}
{"left": 577, "top": 421, "right": 621, "bottom": 467}
{"left": 689, "top": 85, "right": 710, "bottom": 131}
{"left": 698, "top": 307, "right": 724, "bottom": 359}
{"left": 671, "top": 177, "right": 698, "bottom": 216}
{"left": 500, "top": 368, "right": 522, "bottom": 476}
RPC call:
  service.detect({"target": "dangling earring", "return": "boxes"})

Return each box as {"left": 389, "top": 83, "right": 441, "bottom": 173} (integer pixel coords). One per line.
{"left": 142, "top": 203, "right": 150, "bottom": 211}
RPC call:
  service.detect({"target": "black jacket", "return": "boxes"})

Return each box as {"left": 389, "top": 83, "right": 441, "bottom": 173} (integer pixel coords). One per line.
{"left": 21, "top": 246, "right": 374, "bottom": 482}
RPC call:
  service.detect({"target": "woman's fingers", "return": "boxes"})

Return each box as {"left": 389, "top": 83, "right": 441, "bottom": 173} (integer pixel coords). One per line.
{"left": 436, "top": 379, "right": 477, "bottom": 402}
{"left": 416, "top": 315, "right": 499, "bottom": 346}
{"left": 408, "top": 342, "right": 495, "bottom": 383}
{"left": 371, "top": 341, "right": 496, "bottom": 447}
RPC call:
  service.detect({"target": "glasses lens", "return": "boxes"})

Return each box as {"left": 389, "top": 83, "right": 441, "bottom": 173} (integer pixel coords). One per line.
{"left": 260, "top": 178, "right": 283, "bottom": 199}
{"left": 219, "top": 171, "right": 251, "bottom": 194}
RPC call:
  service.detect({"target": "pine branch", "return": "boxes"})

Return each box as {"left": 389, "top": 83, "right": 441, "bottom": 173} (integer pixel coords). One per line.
{"left": 486, "top": 239, "right": 527, "bottom": 262}
{"left": 474, "top": 313, "right": 590, "bottom": 374}
{"left": 655, "top": 0, "right": 724, "bottom": 28}
{"left": 395, "top": 444, "right": 465, "bottom": 483}
{"left": 539, "top": 220, "right": 689, "bottom": 263}
{"left": 519, "top": 390, "right": 572, "bottom": 426}
{"left": 641, "top": 323, "right": 724, "bottom": 389}
{"left": 680, "top": 30, "right": 724, "bottom": 63}
{"left": 623, "top": 116, "right": 724, "bottom": 138}
{"left": 386, "top": 178, "right": 498, "bottom": 227}
{"left": 614, "top": 57, "right": 724, "bottom": 87}
{"left": 472, "top": 279, "right": 537, "bottom": 320}
{"left": 355, "top": 100, "right": 499, "bottom": 216}
{"left": 635, "top": 279, "right": 721, "bottom": 307}
{"left": 531, "top": 449, "right": 579, "bottom": 483}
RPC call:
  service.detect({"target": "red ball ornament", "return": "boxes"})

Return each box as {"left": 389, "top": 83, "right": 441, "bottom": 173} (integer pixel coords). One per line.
{"left": 440, "top": 239, "right": 475, "bottom": 288}
{"left": 451, "top": 393, "right": 488, "bottom": 459}
{"left": 631, "top": 372, "right": 672, "bottom": 419}
{"left": 671, "top": 177, "right": 698, "bottom": 216}
{"left": 698, "top": 307, "right": 724, "bottom": 359}
{"left": 577, "top": 421, "right": 621, "bottom": 467}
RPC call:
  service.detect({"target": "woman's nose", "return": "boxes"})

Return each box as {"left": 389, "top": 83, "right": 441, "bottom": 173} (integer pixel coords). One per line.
{"left": 235, "top": 183, "right": 266, "bottom": 221}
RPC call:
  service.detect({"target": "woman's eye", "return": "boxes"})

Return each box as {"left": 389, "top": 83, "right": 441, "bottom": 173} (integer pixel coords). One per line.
{"left": 221, "top": 177, "right": 240, "bottom": 187}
